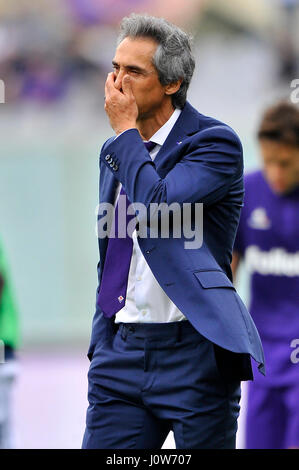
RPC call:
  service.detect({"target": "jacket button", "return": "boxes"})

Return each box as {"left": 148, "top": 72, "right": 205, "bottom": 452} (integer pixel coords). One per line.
{"left": 113, "top": 165, "right": 118, "bottom": 171}
{"left": 108, "top": 157, "right": 113, "bottom": 164}
{"left": 105, "top": 154, "right": 110, "bottom": 161}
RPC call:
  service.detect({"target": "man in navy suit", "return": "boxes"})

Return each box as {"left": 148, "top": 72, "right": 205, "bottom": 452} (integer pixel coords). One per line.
{"left": 82, "top": 14, "right": 265, "bottom": 449}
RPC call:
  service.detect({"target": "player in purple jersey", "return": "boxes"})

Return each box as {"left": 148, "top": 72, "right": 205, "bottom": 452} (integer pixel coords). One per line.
{"left": 232, "top": 102, "right": 299, "bottom": 449}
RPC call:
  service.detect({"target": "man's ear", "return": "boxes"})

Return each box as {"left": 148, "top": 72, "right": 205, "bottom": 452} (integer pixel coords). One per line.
{"left": 165, "top": 79, "right": 183, "bottom": 96}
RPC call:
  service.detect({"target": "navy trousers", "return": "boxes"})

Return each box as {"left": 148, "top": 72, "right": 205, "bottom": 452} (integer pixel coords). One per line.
{"left": 82, "top": 320, "right": 241, "bottom": 449}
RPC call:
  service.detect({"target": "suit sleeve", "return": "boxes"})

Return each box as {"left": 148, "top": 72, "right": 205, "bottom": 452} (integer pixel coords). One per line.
{"left": 233, "top": 174, "right": 250, "bottom": 256}
{"left": 233, "top": 210, "right": 246, "bottom": 256}
{"left": 100, "top": 126, "right": 243, "bottom": 209}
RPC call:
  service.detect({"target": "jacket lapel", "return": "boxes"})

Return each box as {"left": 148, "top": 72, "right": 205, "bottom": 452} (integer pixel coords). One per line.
{"left": 153, "top": 101, "right": 201, "bottom": 177}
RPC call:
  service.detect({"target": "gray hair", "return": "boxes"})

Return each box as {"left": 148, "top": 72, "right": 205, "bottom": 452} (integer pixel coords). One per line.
{"left": 117, "top": 14, "right": 195, "bottom": 109}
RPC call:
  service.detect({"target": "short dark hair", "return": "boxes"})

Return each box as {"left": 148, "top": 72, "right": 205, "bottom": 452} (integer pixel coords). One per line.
{"left": 257, "top": 101, "right": 299, "bottom": 147}
{"left": 117, "top": 14, "right": 195, "bottom": 109}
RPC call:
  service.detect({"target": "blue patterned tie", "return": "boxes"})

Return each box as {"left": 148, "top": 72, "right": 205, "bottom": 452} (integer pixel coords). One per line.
{"left": 97, "top": 141, "right": 157, "bottom": 318}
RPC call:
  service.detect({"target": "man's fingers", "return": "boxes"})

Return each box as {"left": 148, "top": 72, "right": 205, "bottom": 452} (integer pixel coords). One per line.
{"left": 105, "top": 72, "right": 115, "bottom": 99}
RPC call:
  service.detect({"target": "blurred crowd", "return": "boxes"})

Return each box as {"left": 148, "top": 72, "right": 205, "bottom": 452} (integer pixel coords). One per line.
{"left": 0, "top": 0, "right": 124, "bottom": 104}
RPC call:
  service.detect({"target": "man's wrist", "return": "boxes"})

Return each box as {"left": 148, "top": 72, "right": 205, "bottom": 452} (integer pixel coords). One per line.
{"left": 115, "top": 124, "right": 137, "bottom": 136}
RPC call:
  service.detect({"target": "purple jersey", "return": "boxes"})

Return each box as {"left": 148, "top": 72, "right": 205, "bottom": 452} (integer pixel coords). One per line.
{"left": 234, "top": 170, "right": 299, "bottom": 385}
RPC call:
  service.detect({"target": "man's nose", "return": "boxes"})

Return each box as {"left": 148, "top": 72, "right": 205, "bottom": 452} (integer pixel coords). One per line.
{"left": 114, "top": 69, "right": 125, "bottom": 90}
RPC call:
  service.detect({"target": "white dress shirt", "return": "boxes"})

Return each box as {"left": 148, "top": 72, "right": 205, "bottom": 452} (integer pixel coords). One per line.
{"left": 112, "top": 108, "right": 187, "bottom": 323}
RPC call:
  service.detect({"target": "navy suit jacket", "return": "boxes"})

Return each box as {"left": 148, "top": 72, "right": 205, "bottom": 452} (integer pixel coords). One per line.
{"left": 88, "top": 101, "right": 265, "bottom": 376}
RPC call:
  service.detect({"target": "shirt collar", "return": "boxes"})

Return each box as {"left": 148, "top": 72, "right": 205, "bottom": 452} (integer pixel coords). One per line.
{"left": 146, "top": 108, "right": 182, "bottom": 147}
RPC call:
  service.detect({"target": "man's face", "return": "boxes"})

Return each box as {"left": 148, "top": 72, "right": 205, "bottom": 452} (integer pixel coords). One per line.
{"left": 260, "top": 139, "right": 299, "bottom": 195}
{"left": 112, "top": 37, "right": 169, "bottom": 119}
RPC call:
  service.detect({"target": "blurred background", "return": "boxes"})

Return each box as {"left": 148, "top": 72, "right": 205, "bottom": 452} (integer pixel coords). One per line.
{"left": 0, "top": 0, "right": 298, "bottom": 449}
